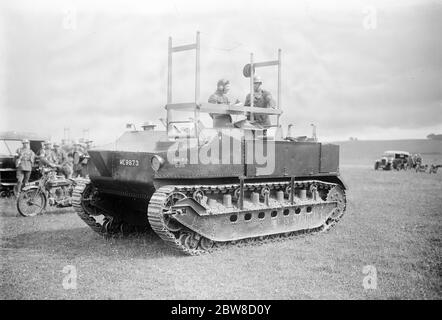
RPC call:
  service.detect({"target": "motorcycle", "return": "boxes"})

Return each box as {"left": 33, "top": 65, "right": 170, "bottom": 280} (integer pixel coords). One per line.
{"left": 16, "top": 168, "right": 78, "bottom": 217}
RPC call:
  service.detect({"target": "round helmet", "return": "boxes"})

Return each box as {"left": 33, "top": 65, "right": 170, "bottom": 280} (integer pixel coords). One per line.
{"left": 22, "top": 139, "right": 29, "bottom": 144}
{"left": 217, "top": 79, "right": 230, "bottom": 88}
{"left": 253, "top": 75, "right": 262, "bottom": 84}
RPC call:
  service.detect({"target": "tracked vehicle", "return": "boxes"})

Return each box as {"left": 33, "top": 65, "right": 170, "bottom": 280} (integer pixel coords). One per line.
{"left": 73, "top": 33, "right": 347, "bottom": 255}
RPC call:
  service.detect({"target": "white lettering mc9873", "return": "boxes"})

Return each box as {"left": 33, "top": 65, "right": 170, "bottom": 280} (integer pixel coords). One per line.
{"left": 119, "top": 159, "right": 140, "bottom": 167}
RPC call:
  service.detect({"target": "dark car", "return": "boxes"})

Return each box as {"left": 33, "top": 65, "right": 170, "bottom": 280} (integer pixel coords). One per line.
{"left": 374, "top": 150, "right": 410, "bottom": 171}
{"left": 0, "top": 131, "right": 48, "bottom": 197}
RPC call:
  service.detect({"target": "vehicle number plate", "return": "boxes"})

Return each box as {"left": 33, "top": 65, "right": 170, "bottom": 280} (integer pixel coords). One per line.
{"left": 119, "top": 159, "right": 139, "bottom": 167}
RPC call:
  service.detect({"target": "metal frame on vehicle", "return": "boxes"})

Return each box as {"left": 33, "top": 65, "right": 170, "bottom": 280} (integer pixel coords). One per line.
{"left": 165, "top": 31, "right": 283, "bottom": 144}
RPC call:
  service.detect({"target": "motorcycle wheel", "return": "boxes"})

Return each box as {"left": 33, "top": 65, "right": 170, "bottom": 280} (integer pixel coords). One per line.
{"left": 16, "top": 189, "right": 47, "bottom": 217}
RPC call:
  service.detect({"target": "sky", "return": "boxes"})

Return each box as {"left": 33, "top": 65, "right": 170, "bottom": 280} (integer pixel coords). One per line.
{"left": 0, "top": 0, "right": 441, "bottom": 144}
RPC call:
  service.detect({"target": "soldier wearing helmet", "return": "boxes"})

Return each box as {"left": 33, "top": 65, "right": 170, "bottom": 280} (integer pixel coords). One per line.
{"left": 14, "top": 139, "right": 35, "bottom": 196}
{"left": 38, "top": 140, "right": 57, "bottom": 169}
{"left": 72, "top": 141, "right": 86, "bottom": 177}
{"left": 80, "top": 140, "right": 93, "bottom": 178}
{"left": 244, "top": 75, "right": 275, "bottom": 127}
{"left": 52, "top": 142, "right": 69, "bottom": 178}
{"left": 208, "top": 79, "right": 236, "bottom": 128}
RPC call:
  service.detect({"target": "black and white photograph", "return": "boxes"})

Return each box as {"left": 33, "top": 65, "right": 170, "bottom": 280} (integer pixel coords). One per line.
{"left": 0, "top": 0, "right": 441, "bottom": 305}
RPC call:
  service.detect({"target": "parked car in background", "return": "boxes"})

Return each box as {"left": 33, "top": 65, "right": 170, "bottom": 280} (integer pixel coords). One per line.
{"left": 374, "top": 150, "right": 410, "bottom": 171}
{"left": 0, "top": 131, "right": 48, "bottom": 197}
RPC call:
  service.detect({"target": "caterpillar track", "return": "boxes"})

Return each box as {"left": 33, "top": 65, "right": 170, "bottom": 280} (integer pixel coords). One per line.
{"left": 73, "top": 178, "right": 346, "bottom": 255}
{"left": 72, "top": 179, "right": 147, "bottom": 237}
{"left": 147, "top": 180, "right": 346, "bottom": 255}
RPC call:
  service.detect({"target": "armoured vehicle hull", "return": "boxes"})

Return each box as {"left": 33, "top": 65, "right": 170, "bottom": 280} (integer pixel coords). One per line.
{"left": 72, "top": 32, "right": 347, "bottom": 254}
{"left": 72, "top": 130, "right": 346, "bottom": 254}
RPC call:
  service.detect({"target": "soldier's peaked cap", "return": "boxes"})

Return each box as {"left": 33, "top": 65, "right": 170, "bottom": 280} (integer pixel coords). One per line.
{"left": 22, "top": 139, "right": 29, "bottom": 143}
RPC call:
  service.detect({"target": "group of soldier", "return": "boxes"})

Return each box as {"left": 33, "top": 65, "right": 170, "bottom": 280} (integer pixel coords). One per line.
{"left": 208, "top": 75, "right": 275, "bottom": 128}
{"left": 14, "top": 139, "right": 91, "bottom": 196}
{"left": 408, "top": 153, "right": 423, "bottom": 169}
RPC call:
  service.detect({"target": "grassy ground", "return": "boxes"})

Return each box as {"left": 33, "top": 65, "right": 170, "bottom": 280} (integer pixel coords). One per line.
{"left": 1, "top": 166, "right": 441, "bottom": 299}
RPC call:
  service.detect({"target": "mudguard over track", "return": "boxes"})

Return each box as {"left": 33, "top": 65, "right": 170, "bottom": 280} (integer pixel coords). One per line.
{"left": 147, "top": 180, "right": 346, "bottom": 255}
{"left": 73, "top": 178, "right": 346, "bottom": 255}
{"left": 72, "top": 178, "right": 147, "bottom": 237}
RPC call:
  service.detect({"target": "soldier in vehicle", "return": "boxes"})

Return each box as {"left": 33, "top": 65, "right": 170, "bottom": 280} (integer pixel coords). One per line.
{"left": 244, "top": 75, "right": 276, "bottom": 127}
{"left": 208, "top": 79, "right": 238, "bottom": 128}
{"left": 38, "top": 140, "right": 57, "bottom": 169}
{"left": 14, "top": 139, "right": 36, "bottom": 196}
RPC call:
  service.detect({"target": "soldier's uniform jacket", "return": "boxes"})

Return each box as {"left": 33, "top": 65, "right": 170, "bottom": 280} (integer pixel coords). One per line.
{"left": 208, "top": 90, "right": 232, "bottom": 127}
{"left": 72, "top": 150, "right": 84, "bottom": 172}
{"left": 244, "top": 89, "right": 275, "bottom": 126}
{"left": 52, "top": 149, "right": 67, "bottom": 166}
{"left": 39, "top": 148, "right": 57, "bottom": 167}
{"left": 15, "top": 148, "right": 35, "bottom": 171}
{"left": 208, "top": 90, "right": 230, "bottom": 105}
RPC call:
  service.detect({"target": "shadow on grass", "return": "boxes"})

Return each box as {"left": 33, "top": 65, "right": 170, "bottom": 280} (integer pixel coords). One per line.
{"left": 1, "top": 227, "right": 182, "bottom": 259}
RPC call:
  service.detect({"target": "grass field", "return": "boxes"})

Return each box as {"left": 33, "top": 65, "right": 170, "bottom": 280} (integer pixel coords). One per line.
{"left": 1, "top": 164, "right": 441, "bottom": 300}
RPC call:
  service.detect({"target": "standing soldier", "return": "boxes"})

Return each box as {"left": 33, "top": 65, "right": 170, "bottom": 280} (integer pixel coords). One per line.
{"left": 14, "top": 139, "right": 35, "bottom": 196}
{"left": 407, "top": 154, "right": 414, "bottom": 170}
{"left": 414, "top": 153, "right": 423, "bottom": 170}
{"left": 85, "top": 140, "right": 93, "bottom": 150}
{"left": 80, "top": 140, "right": 93, "bottom": 178}
{"left": 72, "top": 141, "right": 85, "bottom": 178}
{"left": 244, "top": 75, "right": 276, "bottom": 127}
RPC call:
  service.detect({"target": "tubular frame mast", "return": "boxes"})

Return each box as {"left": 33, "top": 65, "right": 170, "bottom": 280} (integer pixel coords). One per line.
{"left": 166, "top": 31, "right": 201, "bottom": 139}
{"left": 277, "top": 49, "right": 281, "bottom": 128}
{"left": 247, "top": 49, "right": 282, "bottom": 128}
{"left": 250, "top": 53, "right": 254, "bottom": 121}
{"left": 165, "top": 33, "right": 283, "bottom": 135}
